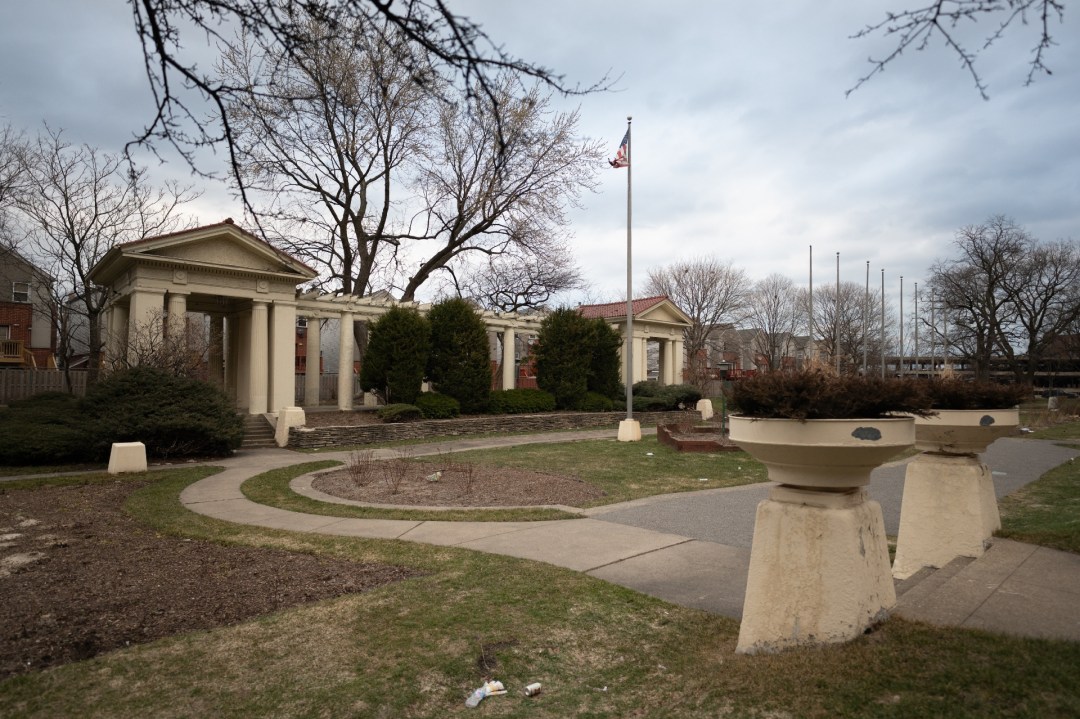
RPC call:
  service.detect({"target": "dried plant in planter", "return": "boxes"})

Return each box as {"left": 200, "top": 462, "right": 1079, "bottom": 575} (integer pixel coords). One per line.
{"left": 729, "top": 370, "right": 933, "bottom": 420}
{"left": 922, "top": 379, "right": 1027, "bottom": 410}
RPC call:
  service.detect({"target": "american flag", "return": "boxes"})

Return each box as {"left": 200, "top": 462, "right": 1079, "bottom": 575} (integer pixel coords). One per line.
{"left": 609, "top": 130, "right": 629, "bottom": 168}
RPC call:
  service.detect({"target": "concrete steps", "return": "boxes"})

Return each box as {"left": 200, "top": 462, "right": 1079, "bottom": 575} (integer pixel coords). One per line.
{"left": 891, "top": 539, "right": 1080, "bottom": 641}
{"left": 241, "top": 414, "right": 276, "bottom": 449}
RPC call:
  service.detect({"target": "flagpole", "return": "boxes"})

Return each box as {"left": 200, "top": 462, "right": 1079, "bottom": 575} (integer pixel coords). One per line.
{"left": 835, "top": 251, "right": 840, "bottom": 375}
{"left": 625, "top": 116, "right": 633, "bottom": 421}
{"left": 617, "top": 116, "right": 640, "bottom": 441}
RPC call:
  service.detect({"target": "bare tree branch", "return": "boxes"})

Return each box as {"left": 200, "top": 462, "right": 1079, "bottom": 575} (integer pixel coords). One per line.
{"left": 849, "top": 0, "right": 1065, "bottom": 99}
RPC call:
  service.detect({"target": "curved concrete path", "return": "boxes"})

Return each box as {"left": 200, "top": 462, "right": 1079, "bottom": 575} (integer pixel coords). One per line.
{"left": 180, "top": 432, "right": 1080, "bottom": 642}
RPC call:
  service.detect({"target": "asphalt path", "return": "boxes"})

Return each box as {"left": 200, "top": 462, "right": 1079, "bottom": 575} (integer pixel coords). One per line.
{"left": 589, "top": 437, "right": 1080, "bottom": 547}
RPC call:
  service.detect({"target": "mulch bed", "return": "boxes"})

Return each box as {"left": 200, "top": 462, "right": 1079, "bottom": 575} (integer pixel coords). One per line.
{"left": 312, "top": 460, "right": 606, "bottom": 507}
{"left": 0, "top": 478, "right": 419, "bottom": 679}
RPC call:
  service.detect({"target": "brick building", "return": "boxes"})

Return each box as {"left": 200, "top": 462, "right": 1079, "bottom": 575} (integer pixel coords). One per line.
{"left": 0, "top": 247, "right": 56, "bottom": 368}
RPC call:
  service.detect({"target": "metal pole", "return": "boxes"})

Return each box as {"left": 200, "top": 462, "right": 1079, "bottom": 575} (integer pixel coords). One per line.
{"left": 835, "top": 252, "right": 841, "bottom": 374}
{"left": 863, "top": 260, "right": 869, "bottom": 374}
{"left": 808, "top": 245, "right": 814, "bottom": 365}
{"left": 880, "top": 268, "right": 886, "bottom": 379}
{"left": 930, "top": 289, "right": 936, "bottom": 377}
{"left": 899, "top": 275, "right": 904, "bottom": 377}
{"left": 624, "top": 117, "right": 633, "bottom": 420}
{"left": 914, "top": 282, "right": 919, "bottom": 377}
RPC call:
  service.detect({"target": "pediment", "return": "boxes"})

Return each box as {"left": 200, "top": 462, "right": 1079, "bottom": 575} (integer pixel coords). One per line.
{"left": 143, "top": 236, "right": 288, "bottom": 273}
{"left": 638, "top": 301, "right": 692, "bottom": 327}
{"left": 90, "top": 221, "right": 317, "bottom": 286}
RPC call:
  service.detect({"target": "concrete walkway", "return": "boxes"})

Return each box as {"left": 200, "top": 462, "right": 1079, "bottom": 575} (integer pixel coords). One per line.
{"left": 179, "top": 432, "right": 1080, "bottom": 643}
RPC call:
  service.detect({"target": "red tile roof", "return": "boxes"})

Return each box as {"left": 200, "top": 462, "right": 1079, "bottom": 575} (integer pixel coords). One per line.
{"left": 578, "top": 295, "right": 669, "bottom": 319}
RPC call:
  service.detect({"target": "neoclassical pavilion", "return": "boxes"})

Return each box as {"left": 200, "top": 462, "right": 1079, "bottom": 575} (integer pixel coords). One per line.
{"left": 89, "top": 220, "right": 544, "bottom": 417}
{"left": 579, "top": 296, "right": 692, "bottom": 385}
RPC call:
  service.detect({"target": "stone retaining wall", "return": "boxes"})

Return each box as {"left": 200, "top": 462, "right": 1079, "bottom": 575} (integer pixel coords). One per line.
{"left": 288, "top": 410, "right": 700, "bottom": 449}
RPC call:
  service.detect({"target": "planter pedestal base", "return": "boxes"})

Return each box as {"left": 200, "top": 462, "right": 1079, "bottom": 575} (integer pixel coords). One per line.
{"left": 736, "top": 485, "right": 896, "bottom": 654}
{"left": 617, "top": 419, "right": 641, "bottom": 442}
{"left": 892, "top": 453, "right": 1000, "bottom": 579}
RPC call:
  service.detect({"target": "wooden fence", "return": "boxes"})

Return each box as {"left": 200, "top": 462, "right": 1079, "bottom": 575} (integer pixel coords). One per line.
{"left": 0, "top": 369, "right": 88, "bottom": 403}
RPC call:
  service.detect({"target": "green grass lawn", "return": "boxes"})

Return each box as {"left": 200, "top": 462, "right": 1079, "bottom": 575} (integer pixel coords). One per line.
{"left": 410, "top": 436, "right": 767, "bottom": 506}
{"left": 3, "top": 464, "right": 1080, "bottom": 718}
{"left": 245, "top": 437, "right": 770, "bottom": 523}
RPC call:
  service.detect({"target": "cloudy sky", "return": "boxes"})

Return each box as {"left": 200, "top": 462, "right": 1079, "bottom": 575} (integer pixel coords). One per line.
{"left": 1, "top": 1, "right": 1077, "bottom": 308}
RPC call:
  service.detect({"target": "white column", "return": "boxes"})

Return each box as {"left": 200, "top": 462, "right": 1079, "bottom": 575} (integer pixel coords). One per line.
{"left": 634, "top": 336, "right": 648, "bottom": 385}
{"left": 166, "top": 291, "right": 188, "bottom": 344}
{"left": 106, "top": 303, "right": 128, "bottom": 368}
{"left": 662, "top": 339, "right": 675, "bottom": 385}
{"left": 501, "top": 327, "right": 516, "bottom": 390}
{"left": 126, "top": 289, "right": 165, "bottom": 364}
{"left": 208, "top": 314, "right": 225, "bottom": 388}
{"left": 338, "top": 311, "right": 354, "bottom": 411}
{"left": 233, "top": 313, "right": 250, "bottom": 408}
{"left": 248, "top": 300, "right": 269, "bottom": 414}
{"left": 673, "top": 338, "right": 684, "bottom": 384}
{"left": 304, "top": 316, "right": 321, "bottom": 407}
{"left": 268, "top": 301, "right": 297, "bottom": 414}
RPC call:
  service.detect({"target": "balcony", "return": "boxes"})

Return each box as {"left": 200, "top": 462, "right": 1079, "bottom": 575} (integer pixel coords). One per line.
{"left": 0, "top": 339, "right": 27, "bottom": 365}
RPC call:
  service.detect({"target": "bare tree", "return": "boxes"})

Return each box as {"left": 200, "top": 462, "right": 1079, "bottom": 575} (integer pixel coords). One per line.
{"left": 850, "top": 0, "right": 1065, "bottom": 99}
{"left": 999, "top": 238, "right": 1080, "bottom": 382}
{"left": 12, "top": 127, "right": 196, "bottom": 375}
{"left": 126, "top": 0, "right": 606, "bottom": 214}
{"left": 446, "top": 237, "right": 585, "bottom": 312}
{"left": 220, "top": 17, "right": 602, "bottom": 302}
{"left": 403, "top": 79, "right": 603, "bottom": 300}
{"left": 748, "top": 274, "right": 804, "bottom": 372}
{"left": 809, "top": 281, "right": 895, "bottom": 375}
{"left": 931, "top": 215, "right": 1029, "bottom": 380}
{"left": 644, "top": 257, "right": 750, "bottom": 388}
{"left": 111, "top": 310, "right": 212, "bottom": 379}
{"left": 0, "top": 126, "right": 27, "bottom": 247}
{"left": 219, "top": 19, "right": 433, "bottom": 296}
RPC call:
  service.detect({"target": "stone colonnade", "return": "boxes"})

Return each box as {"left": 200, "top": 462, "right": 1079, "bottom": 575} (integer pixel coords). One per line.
{"left": 622, "top": 334, "right": 685, "bottom": 385}
{"left": 89, "top": 222, "right": 687, "bottom": 421}
{"left": 104, "top": 290, "right": 541, "bottom": 415}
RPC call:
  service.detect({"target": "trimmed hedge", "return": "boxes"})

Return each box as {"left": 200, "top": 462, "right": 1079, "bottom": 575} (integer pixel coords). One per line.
{"left": 487, "top": 388, "right": 557, "bottom": 414}
{"left": 376, "top": 403, "right": 423, "bottom": 423}
{"left": 415, "top": 392, "right": 461, "bottom": 419}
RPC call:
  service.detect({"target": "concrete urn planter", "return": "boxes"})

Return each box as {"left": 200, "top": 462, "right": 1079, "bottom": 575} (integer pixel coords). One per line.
{"left": 730, "top": 416, "right": 916, "bottom": 489}
{"left": 729, "top": 415, "right": 915, "bottom": 654}
{"left": 913, "top": 408, "right": 1020, "bottom": 455}
{"left": 893, "top": 408, "right": 1020, "bottom": 580}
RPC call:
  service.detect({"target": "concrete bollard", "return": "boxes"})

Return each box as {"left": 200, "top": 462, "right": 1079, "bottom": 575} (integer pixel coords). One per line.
{"left": 108, "top": 442, "right": 147, "bottom": 474}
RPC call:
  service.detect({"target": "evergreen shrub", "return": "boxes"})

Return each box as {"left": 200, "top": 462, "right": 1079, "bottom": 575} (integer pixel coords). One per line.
{"left": 426, "top": 298, "right": 491, "bottom": 414}
{"left": 81, "top": 366, "right": 243, "bottom": 459}
{"left": 487, "top": 389, "right": 556, "bottom": 414}
{"left": 377, "top": 403, "right": 423, "bottom": 423}
{"left": 577, "top": 391, "right": 614, "bottom": 412}
{"left": 415, "top": 392, "right": 461, "bottom": 419}
{"left": 360, "top": 307, "right": 431, "bottom": 405}
{"left": 0, "top": 392, "right": 93, "bottom": 465}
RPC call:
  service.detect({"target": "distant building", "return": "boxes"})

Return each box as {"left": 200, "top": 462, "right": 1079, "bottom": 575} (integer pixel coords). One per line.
{"left": 0, "top": 247, "right": 57, "bottom": 368}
